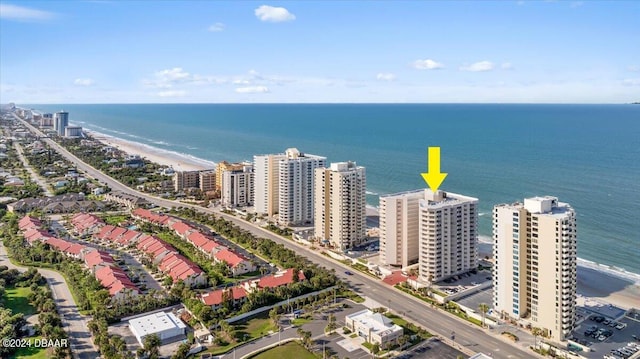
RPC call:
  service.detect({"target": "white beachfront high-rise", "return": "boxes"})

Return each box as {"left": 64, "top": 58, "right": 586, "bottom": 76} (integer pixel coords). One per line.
{"left": 314, "top": 161, "right": 366, "bottom": 251}
{"left": 253, "top": 148, "right": 326, "bottom": 225}
{"left": 379, "top": 189, "right": 478, "bottom": 282}
{"left": 221, "top": 164, "right": 254, "bottom": 208}
{"left": 493, "top": 196, "right": 577, "bottom": 341}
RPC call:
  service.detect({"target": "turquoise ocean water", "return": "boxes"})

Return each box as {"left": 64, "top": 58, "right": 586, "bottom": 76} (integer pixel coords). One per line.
{"left": 27, "top": 104, "right": 640, "bottom": 274}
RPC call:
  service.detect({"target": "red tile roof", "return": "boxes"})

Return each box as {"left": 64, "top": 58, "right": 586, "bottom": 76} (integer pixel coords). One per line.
{"left": 200, "top": 240, "right": 220, "bottom": 253}
{"left": 382, "top": 271, "right": 410, "bottom": 286}
{"left": 118, "top": 230, "right": 140, "bottom": 244}
{"left": 187, "top": 232, "right": 210, "bottom": 247}
{"left": 65, "top": 243, "right": 86, "bottom": 255}
{"left": 214, "top": 249, "right": 247, "bottom": 268}
{"left": 107, "top": 227, "right": 127, "bottom": 240}
{"left": 171, "top": 221, "right": 195, "bottom": 236}
{"left": 257, "top": 268, "right": 306, "bottom": 289}
{"left": 44, "top": 238, "right": 73, "bottom": 252}
{"left": 85, "top": 250, "right": 114, "bottom": 269}
{"left": 19, "top": 216, "right": 41, "bottom": 231}
{"left": 201, "top": 287, "right": 247, "bottom": 306}
{"left": 96, "top": 225, "right": 116, "bottom": 240}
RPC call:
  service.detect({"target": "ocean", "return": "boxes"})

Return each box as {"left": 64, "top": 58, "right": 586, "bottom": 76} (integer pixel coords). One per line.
{"left": 26, "top": 104, "right": 640, "bottom": 275}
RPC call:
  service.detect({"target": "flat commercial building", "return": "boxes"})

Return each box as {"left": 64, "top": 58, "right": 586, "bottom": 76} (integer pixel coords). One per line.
{"left": 493, "top": 196, "right": 577, "bottom": 341}
{"left": 128, "top": 311, "right": 186, "bottom": 346}
{"left": 379, "top": 189, "right": 478, "bottom": 283}
{"left": 314, "top": 161, "right": 366, "bottom": 251}
{"left": 345, "top": 309, "right": 403, "bottom": 349}
{"left": 254, "top": 148, "right": 326, "bottom": 225}
{"left": 221, "top": 164, "right": 254, "bottom": 207}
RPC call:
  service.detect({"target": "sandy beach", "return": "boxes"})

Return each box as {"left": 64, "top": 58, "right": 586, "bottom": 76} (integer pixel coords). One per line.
{"left": 86, "top": 129, "right": 215, "bottom": 172}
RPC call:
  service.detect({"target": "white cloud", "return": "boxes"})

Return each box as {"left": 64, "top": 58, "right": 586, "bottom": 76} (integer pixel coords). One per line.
{"left": 158, "top": 90, "right": 187, "bottom": 97}
{"left": 0, "top": 3, "right": 55, "bottom": 21}
{"left": 233, "top": 79, "right": 251, "bottom": 85}
{"left": 208, "top": 22, "right": 225, "bottom": 32}
{"left": 156, "top": 67, "right": 190, "bottom": 82}
{"left": 622, "top": 78, "right": 640, "bottom": 86}
{"left": 412, "top": 59, "right": 444, "bottom": 70}
{"left": 570, "top": 1, "right": 584, "bottom": 8}
{"left": 376, "top": 73, "right": 396, "bottom": 81}
{"left": 255, "top": 5, "right": 296, "bottom": 22}
{"left": 74, "top": 78, "right": 95, "bottom": 86}
{"left": 628, "top": 66, "right": 640, "bottom": 72}
{"left": 501, "top": 62, "right": 513, "bottom": 70}
{"left": 460, "top": 61, "right": 494, "bottom": 72}
{"left": 235, "top": 86, "right": 270, "bottom": 94}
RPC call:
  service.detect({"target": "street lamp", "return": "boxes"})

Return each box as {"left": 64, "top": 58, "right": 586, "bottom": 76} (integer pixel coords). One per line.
{"left": 451, "top": 331, "right": 456, "bottom": 348}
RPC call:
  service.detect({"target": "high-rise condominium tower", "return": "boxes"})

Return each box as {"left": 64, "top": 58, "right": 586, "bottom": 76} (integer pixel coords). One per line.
{"left": 493, "top": 196, "right": 577, "bottom": 341}
{"left": 314, "top": 161, "right": 366, "bottom": 251}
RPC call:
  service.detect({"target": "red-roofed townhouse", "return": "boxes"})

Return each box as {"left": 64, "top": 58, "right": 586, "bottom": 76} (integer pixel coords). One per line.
{"left": 23, "top": 228, "right": 49, "bottom": 244}
{"left": 173, "top": 264, "right": 206, "bottom": 287}
{"left": 106, "top": 227, "right": 127, "bottom": 242}
{"left": 95, "top": 266, "right": 140, "bottom": 301}
{"left": 84, "top": 250, "right": 115, "bottom": 271}
{"left": 245, "top": 268, "right": 306, "bottom": 292}
{"left": 19, "top": 216, "right": 41, "bottom": 231}
{"left": 95, "top": 225, "right": 116, "bottom": 241}
{"left": 116, "top": 230, "right": 142, "bottom": 246}
{"left": 171, "top": 221, "right": 196, "bottom": 239}
{"left": 200, "top": 240, "right": 222, "bottom": 257}
{"left": 187, "top": 232, "right": 209, "bottom": 248}
{"left": 44, "top": 238, "right": 73, "bottom": 252}
{"left": 63, "top": 243, "right": 87, "bottom": 259}
{"left": 200, "top": 286, "right": 247, "bottom": 310}
{"left": 214, "top": 249, "right": 256, "bottom": 276}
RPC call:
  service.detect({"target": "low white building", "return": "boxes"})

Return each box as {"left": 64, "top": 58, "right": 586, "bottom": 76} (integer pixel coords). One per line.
{"left": 345, "top": 309, "right": 403, "bottom": 349}
{"left": 128, "top": 312, "right": 186, "bottom": 346}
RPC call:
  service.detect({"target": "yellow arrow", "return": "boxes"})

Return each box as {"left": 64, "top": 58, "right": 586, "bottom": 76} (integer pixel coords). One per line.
{"left": 421, "top": 147, "right": 448, "bottom": 192}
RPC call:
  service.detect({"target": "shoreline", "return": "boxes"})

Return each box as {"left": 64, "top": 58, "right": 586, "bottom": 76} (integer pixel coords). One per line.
{"left": 84, "top": 124, "right": 640, "bottom": 308}
{"left": 84, "top": 128, "right": 216, "bottom": 172}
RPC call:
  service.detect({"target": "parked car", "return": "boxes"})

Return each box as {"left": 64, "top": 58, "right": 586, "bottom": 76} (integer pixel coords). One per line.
{"left": 344, "top": 271, "right": 353, "bottom": 275}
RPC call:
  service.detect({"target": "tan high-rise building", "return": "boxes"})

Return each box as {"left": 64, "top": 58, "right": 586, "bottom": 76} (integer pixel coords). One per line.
{"left": 379, "top": 189, "right": 478, "bottom": 282}
{"left": 254, "top": 148, "right": 326, "bottom": 225}
{"left": 379, "top": 190, "right": 423, "bottom": 268}
{"left": 314, "top": 161, "right": 366, "bottom": 251}
{"left": 174, "top": 171, "right": 200, "bottom": 192}
{"left": 199, "top": 170, "right": 216, "bottom": 192}
{"left": 493, "top": 196, "right": 576, "bottom": 341}
{"left": 216, "top": 161, "right": 245, "bottom": 190}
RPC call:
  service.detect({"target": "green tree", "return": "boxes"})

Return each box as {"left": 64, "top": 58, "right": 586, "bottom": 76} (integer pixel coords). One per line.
{"left": 143, "top": 334, "right": 161, "bottom": 359}
{"left": 478, "top": 303, "right": 489, "bottom": 328}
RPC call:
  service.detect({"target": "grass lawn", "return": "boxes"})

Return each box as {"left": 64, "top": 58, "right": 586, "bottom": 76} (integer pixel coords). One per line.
{"left": 292, "top": 317, "right": 311, "bottom": 326}
{"left": 201, "top": 314, "right": 277, "bottom": 356}
{"left": 248, "top": 341, "right": 315, "bottom": 359}
{"left": 235, "top": 313, "right": 277, "bottom": 340}
{"left": 9, "top": 337, "right": 47, "bottom": 359}
{"left": 102, "top": 214, "right": 129, "bottom": 226}
{"left": 4, "top": 286, "right": 35, "bottom": 315}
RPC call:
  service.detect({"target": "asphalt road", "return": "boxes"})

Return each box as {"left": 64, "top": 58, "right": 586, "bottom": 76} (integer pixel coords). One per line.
{"left": 14, "top": 114, "right": 536, "bottom": 359}
{"left": 0, "top": 240, "right": 99, "bottom": 359}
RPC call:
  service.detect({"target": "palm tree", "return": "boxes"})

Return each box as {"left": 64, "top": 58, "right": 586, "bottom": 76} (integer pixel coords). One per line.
{"left": 531, "top": 327, "right": 542, "bottom": 348}
{"left": 478, "top": 303, "right": 489, "bottom": 328}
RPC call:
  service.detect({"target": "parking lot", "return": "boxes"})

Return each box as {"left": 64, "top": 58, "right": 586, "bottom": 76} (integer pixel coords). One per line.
{"left": 396, "top": 338, "right": 467, "bottom": 359}
{"left": 569, "top": 311, "right": 640, "bottom": 359}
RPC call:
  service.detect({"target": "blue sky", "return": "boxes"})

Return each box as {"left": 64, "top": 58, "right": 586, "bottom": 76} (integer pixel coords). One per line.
{"left": 1, "top": 1, "right": 638, "bottom": 103}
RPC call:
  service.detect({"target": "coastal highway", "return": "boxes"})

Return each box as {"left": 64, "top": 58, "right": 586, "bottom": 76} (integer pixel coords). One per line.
{"left": 14, "top": 114, "right": 535, "bottom": 358}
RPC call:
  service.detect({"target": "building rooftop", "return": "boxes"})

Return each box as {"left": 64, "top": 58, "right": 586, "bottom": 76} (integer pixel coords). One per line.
{"left": 346, "top": 309, "right": 403, "bottom": 338}
{"left": 419, "top": 189, "right": 478, "bottom": 210}
{"left": 129, "top": 312, "right": 186, "bottom": 337}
